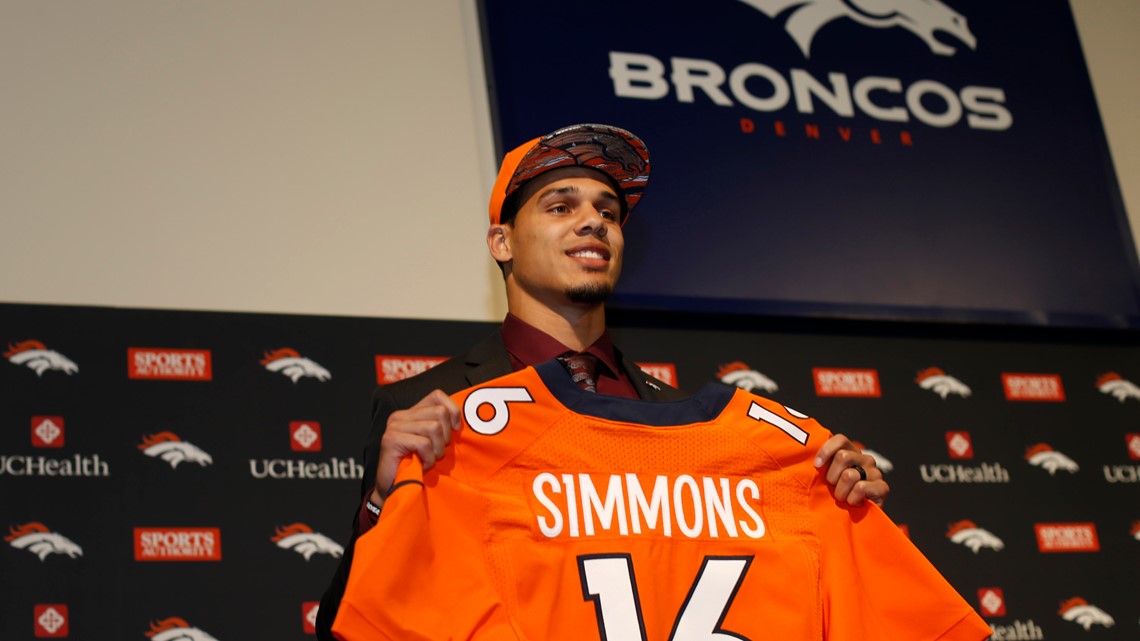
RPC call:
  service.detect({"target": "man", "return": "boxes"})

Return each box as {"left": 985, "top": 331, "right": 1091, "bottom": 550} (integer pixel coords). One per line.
{"left": 316, "top": 123, "right": 887, "bottom": 638}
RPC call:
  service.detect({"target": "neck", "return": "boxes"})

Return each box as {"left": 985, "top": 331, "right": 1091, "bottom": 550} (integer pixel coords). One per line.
{"left": 506, "top": 294, "right": 607, "bottom": 351}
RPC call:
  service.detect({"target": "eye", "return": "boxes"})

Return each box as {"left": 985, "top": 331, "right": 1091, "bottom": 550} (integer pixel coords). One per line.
{"left": 548, "top": 204, "right": 570, "bottom": 214}
{"left": 599, "top": 208, "right": 618, "bottom": 222}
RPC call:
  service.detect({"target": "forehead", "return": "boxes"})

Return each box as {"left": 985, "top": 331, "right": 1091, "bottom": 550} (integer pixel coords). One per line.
{"left": 515, "top": 167, "right": 620, "bottom": 206}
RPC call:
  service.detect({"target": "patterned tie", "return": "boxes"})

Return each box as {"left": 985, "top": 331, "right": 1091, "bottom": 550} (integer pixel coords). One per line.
{"left": 558, "top": 352, "right": 599, "bottom": 393}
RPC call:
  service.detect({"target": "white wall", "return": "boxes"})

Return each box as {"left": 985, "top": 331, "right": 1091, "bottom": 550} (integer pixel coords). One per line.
{"left": 1, "top": 0, "right": 1137, "bottom": 322}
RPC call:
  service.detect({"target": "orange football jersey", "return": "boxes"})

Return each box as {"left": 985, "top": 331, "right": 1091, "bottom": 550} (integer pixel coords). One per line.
{"left": 334, "top": 361, "right": 990, "bottom": 641}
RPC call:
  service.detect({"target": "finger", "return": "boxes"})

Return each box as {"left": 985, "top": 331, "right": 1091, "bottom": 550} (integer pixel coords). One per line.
{"left": 845, "top": 479, "right": 889, "bottom": 507}
{"left": 376, "top": 433, "right": 438, "bottom": 494}
{"left": 814, "top": 433, "right": 856, "bottom": 469}
{"left": 824, "top": 447, "right": 868, "bottom": 486}
{"left": 409, "top": 389, "right": 462, "bottom": 430}
{"left": 832, "top": 465, "right": 862, "bottom": 503}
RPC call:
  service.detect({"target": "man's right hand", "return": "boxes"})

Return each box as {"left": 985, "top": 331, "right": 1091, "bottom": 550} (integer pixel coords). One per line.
{"left": 371, "top": 389, "right": 462, "bottom": 507}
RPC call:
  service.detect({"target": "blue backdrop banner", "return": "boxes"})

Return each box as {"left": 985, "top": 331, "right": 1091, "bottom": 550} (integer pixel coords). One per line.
{"left": 479, "top": 0, "right": 1140, "bottom": 327}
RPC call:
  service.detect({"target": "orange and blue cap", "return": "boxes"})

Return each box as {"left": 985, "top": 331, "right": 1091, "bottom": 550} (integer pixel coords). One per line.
{"left": 488, "top": 123, "right": 650, "bottom": 226}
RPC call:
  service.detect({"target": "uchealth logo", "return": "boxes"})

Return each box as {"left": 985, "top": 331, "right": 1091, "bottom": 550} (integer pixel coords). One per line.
{"left": 945, "top": 431, "right": 973, "bottom": 459}
{"left": 128, "top": 348, "right": 212, "bottom": 381}
{"left": 261, "top": 348, "right": 331, "bottom": 383}
{"left": 5, "top": 523, "right": 82, "bottom": 561}
{"left": 145, "top": 617, "right": 220, "bottom": 641}
{"left": 375, "top": 355, "right": 446, "bottom": 384}
{"left": 717, "top": 361, "right": 777, "bottom": 393}
{"left": 134, "top": 527, "right": 222, "bottom": 561}
{"left": 290, "top": 422, "right": 322, "bottom": 452}
{"left": 946, "top": 519, "right": 1004, "bottom": 553}
{"left": 1103, "top": 436, "right": 1140, "bottom": 483}
{"left": 1035, "top": 523, "right": 1099, "bottom": 553}
{"left": 138, "top": 432, "right": 213, "bottom": 469}
{"left": 1096, "top": 372, "right": 1140, "bottom": 402}
{"left": 302, "top": 602, "right": 320, "bottom": 634}
{"left": 272, "top": 523, "right": 344, "bottom": 560}
{"left": 34, "top": 604, "right": 69, "bottom": 638}
{"left": 812, "top": 368, "right": 880, "bottom": 397}
{"left": 977, "top": 587, "right": 1005, "bottom": 617}
{"left": 915, "top": 367, "right": 971, "bottom": 399}
{"left": 738, "top": 0, "right": 975, "bottom": 59}
{"left": 1058, "top": 597, "right": 1114, "bottom": 631}
{"left": 1002, "top": 373, "right": 1065, "bottom": 402}
{"left": 1024, "top": 443, "right": 1078, "bottom": 476}
{"left": 31, "top": 416, "right": 64, "bottom": 448}
{"left": 4, "top": 340, "right": 78, "bottom": 377}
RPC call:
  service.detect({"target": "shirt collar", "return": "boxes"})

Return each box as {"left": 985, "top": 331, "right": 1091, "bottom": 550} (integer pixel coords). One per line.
{"left": 500, "top": 313, "right": 622, "bottom": 378}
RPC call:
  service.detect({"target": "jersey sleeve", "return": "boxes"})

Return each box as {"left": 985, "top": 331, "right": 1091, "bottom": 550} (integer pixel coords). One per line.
{"left": 332, "top": 456, "right": 520, "bottom": 641}
{"left": 812, "top": 486, "right": 992, "bottom": 641}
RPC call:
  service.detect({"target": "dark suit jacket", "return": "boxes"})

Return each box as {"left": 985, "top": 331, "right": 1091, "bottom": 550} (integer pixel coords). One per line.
{"left": 316, "top": 331, "right": 685, "bottom": 638}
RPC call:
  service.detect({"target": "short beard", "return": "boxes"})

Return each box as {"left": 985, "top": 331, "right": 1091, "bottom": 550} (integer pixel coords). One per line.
{"left": 566, "top": 282, "right": 613, "bottom": 305}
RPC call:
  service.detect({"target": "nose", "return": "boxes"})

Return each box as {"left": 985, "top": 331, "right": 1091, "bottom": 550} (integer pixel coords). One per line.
{"left": 575, "top": 207, "right": 608, "bottom": 238}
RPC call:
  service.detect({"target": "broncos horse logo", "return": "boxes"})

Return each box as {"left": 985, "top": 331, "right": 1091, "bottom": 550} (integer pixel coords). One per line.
{"left": 261, "top": 348, "right": 332, "bottom": 383}
{"left": 738, "top": 0, "right": 976, "bottom": 58}
{"left": 4, "top": 340, "right": 79, "bottom": 377}
{"left": 145, "top": 617, "right": 220, "bottom": 641}
{"left": 272, "top": 523, "right": 344, "bottom": 560}
{"left": 138, "top": 432, "right": 214, "bottom": 469}
{"left": 5, "top": 522, "right": 83, "bottom": 561}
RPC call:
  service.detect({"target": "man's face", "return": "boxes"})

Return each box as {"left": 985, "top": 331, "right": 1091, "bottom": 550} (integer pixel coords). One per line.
{"left": 493, "top": 167, "right": 625, "bottom": 307}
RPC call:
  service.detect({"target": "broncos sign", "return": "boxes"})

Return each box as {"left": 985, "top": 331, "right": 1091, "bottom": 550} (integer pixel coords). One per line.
{"left": 479, "top": 0, "right": 1140, "bottom": 327}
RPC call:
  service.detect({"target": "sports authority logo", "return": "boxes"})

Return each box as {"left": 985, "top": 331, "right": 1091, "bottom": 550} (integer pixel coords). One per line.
{"left": 1058, "top": 598, "right": 1114, "bottom": 631}
{"left": 4, "top": 340, "right": 78, "bottom": 377}
{"left": 272, "top": 523, "right": 343, "bottom": 560}
{"left": 290, "top": 422, "right": 322, "bottom": 452}
{"left": 636, "top": 362, "right": 678, "bottom": 388}
{"left": 977, "top": 588, "right": 1005, "bottom": 617}
{"left": 1096, "top": 372, "right": 1140, "bottom": 402}
{"left": 302, "top": 602, "right": 320, "bottom": 634}
{"left": 128, "top": 348, "right": 212, "bottom": 381}
{"left": 1024, "top": 443, "right": 1078, "bottom": 476}
{"left": 946, "top": 520, "right": 1004, "bottom": 553}
{"left": 145, "top": 618, "right": 220, "bottom": 641}
{"left": 717, "top": 361, "right": 778, "bottom": 393}
{"left": 32, "top": 416, "right": 64, "bottom": 448}
{"left": 138, "top": 433, "right": 213, "bottom": 469}
{"left": 915, "top": 367, "right": 971, "bottom": 399}
{"left": 5, "top": 523, "right": 83, "bottom": 561}
{"left": 134, "top": 527, "right": 222, "bottom": 561}
{"left": 1002, "top": 373, "right": 1065, "bottom": 402}
{"left": 1035, "top": 523, "right": 1099, "bottom": 553}
{"left": 738, "top": 0, "right": 976, "bottom": 58}
{"left": 812, "top": 368, "right": 880, "bottom": 397}
{"left": 375, "top": 355, "right": 446, "bottom": 384}
{"left": 34, "top": 604, "right": 69, "bottom": 638}
{"left": 261, "top": 348, "right": 331, "bottom": 383}
{"left": 945, "top": 431, "right": 972, "bottom": 459}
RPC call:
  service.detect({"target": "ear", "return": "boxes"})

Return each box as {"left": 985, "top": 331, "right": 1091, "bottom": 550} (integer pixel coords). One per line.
{"left": 487, "top": 224, "right": 513, "bottom": 263}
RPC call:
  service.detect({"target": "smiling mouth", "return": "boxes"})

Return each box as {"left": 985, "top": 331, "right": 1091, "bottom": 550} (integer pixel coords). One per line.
{"left": 567, "top": 248, "right": 609, "bottom": 261}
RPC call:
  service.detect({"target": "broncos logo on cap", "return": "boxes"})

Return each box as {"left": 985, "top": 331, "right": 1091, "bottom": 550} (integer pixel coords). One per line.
{"left": 4, "top": 340, "right": 79, "bottom": 377}
{"left": 946, "top": 520, "right": 1003, "bottom": 553}
{"left": 138, "top": 432, "right": 213, "bottom": 469}
{"left": 717, "top": 361, "right": 779, "bottom": 393}
{"left": 915, "top": 367, "right": 971, "bottom": 399}
{"left": 5, "top": 522, "right": 83, "bottom": 561}
{"left": 145, "top": 617, "right": 220, "bottom": 641}
{"left": 261, "top": 348, "right": 332, "bottom": 383}
{"left": 1024, "top": 443, "right": 1079, "bottom": 476}
{"left": 1058, "top": 597, "right": 1115, "bottom": 630}
{"left": 738, "top": 0, "right": 976, "bottom": 58}
{"left": 272, "top": 523, "right": 344, "bottom": 560}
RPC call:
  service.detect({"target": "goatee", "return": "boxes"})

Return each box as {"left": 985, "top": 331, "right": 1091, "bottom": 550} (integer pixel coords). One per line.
{"left": 566, "top": 282, "right": 613, "bottom": 304}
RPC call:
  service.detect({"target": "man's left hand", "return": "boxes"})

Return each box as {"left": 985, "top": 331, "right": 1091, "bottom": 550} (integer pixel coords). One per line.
{"left": 814, "top": 434, "right": 888, "bottom": 506}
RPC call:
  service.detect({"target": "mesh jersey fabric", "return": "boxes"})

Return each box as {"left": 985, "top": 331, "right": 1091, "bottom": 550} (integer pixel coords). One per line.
{"left": 333, "top": 360, "right": 991, "bottom": 641}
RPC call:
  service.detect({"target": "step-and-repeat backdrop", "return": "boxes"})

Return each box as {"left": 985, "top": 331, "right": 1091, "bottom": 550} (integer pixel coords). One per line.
{"left": 2, "top": 303, "right": 1138, "bottom": 639}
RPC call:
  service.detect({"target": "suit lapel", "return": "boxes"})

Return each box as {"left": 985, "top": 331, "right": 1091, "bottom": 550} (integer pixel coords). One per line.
{"left": 463, "top": 332, "right": 513, "bottom": 388}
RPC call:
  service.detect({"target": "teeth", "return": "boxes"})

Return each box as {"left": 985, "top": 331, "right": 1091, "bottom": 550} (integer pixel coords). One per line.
{"left": 570, "top": 250, "right": 604, "bottom": 259}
